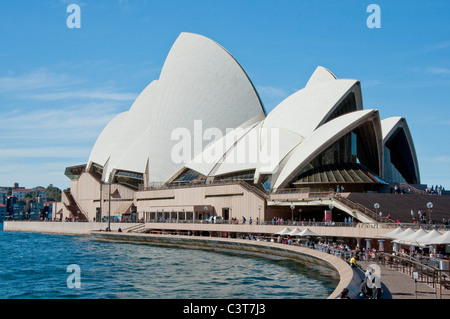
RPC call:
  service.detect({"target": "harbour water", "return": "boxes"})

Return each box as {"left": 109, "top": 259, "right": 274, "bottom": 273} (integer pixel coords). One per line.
{"left": 0, "top": 225, "right": 338, "bottom": 299}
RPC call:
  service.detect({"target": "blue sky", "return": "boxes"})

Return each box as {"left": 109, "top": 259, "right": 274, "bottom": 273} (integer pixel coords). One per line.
{"left": 0, "top": 0, "right": 449, "bottom": 190}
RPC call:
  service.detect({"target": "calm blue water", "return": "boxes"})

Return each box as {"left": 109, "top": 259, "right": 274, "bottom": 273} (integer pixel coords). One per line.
{"left": 0, "top": 226, "right": 338, "bottom": 299}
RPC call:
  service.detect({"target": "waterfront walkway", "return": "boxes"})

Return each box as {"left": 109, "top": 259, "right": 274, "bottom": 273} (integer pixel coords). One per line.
{"left": 357, "top": 260, "right": 450, "bottom": 299}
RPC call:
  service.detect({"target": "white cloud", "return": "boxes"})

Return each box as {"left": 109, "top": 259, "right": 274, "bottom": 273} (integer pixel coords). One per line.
{"left": 0, "top": 68, "right": 137, "bottom": 102}
{"left": 29, "top": 89, "right": 137, "bottom": 102}
{"left": 256, "top": 85, "right": 289, "bottom": 99}
{"left": 0, "top": 101, "right": 123, "bottom": 141}
{"left": 0, "top": 146, "right": 90, "bottom": 158}
{"left": 431, "top": 156, "right": 450, "bottom": 163}
{"left": 425, "top": 67, "right": 450, "bottom": 75}
{"left": 0, "top": 68, "right": 134, "bottom": 142}
{"left": 0, "top": 161, "right": 75, "bottom": 189}
{"left": 0, "top": 68, "right": 77, "bottom": 92}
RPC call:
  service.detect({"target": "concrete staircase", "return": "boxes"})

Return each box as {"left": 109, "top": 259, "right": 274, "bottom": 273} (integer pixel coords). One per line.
{"left": 62, "top": 190, "right": 89, "bottom": 221}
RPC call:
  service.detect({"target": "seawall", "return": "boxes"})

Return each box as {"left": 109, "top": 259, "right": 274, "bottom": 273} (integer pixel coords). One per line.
{"left": 3, "top": 220, "right": 137, "bottom": 235}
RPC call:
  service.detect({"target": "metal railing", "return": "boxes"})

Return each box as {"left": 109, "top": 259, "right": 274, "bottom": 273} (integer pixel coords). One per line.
{"left": 372, "top": 251, "right": 450, "bottom": 299}
{"left": 333, "top": 194, "right": 381, "bottom": 222}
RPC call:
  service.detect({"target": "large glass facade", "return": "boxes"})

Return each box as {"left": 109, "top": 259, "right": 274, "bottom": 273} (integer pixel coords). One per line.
{"left": 383, "top": 126, "right": 419, "bottom": 184}
{"left": 383, "top": 145, "right": 407, "bottom": 184}
{"left": 309, "top": 132, "right": 357, "bottom": 168}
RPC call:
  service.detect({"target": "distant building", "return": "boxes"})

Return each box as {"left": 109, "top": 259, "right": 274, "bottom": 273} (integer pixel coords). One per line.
{"left": 0, "top": 204, "right": 6, "bottom": 221}
{"left": 12, "top": 187, "right": 47, "bottom": 202}
{"left": 6, "top": 195, "right": 16, "bottom": 219}
{"left": 0, "top": 188, "right": 7, "bottom": 206}
{"left": 12, "top": 201, "right": 25, "bottom": 220}
{"left": 43, "top": 201, "right": 54, "bottom": 220}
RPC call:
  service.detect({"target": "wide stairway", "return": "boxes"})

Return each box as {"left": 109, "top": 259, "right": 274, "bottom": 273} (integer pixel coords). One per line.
{"left": 63, "top": 190, "right": 89, "bottom": 221}
{"left": 346, "top": 192, "right": 450, "bottom": 223}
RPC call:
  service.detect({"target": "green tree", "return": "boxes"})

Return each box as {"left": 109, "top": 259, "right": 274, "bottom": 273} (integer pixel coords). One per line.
{"left": 45, "top": 184, "right": 62, "bottom": 202}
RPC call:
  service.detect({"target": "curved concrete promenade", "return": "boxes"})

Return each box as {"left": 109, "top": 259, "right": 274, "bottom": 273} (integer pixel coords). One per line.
{"left": 90, "top": 231, "right": 360, "bottom": 299}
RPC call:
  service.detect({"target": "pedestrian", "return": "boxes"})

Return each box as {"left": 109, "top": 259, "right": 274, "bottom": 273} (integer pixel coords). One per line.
{"left": 372, "top": 269, "right": 382, "bottom": 299}
{"left": 358, "top": 280, "right": 370, "bottom": 299}
{"left": 338, "top": 288, "right": 350, "bottom": 299}
{"left": 349, "top": 256, "right": 357, "bottom": 268}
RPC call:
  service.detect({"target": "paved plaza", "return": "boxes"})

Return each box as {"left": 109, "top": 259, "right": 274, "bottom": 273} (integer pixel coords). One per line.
{"left": 357, "top": 260, "right": 449, "bottom": 299}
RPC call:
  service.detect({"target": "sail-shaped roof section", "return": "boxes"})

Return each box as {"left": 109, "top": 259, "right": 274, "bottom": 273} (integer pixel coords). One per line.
{"left": 87, "top": 32, "right": 266, "bottom": 185}
{"left": 271, "top": 109, "right": 382, "bottom": 190}
{"left": 381, "top": 117, "right": 420, "bottom": 184}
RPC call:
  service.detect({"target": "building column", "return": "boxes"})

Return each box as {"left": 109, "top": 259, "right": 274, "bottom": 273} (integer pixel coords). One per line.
{"left": 378, "top": 239, "right": 385, "bottom": 251}
{"left": 365, "top": 238, "right": 371, "bottom": 249}
{"left": 393, "top": 241, "right": 399, "bottom": 252}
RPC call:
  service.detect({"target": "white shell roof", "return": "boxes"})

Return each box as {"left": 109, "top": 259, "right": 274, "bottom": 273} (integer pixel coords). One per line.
{"left": 87, "top": 33, "right": 417, "bottom": 192}
{"left": 180, "top": 63, "right": 381, "bottom": 189}
{"left": 381, "top": 116, "right": 404, "bottom": 142}
{"left": 88, "top": 32, "right": 265, "bottom": 183}
{"left": 271, "top": 109, "right": 381, "bottom": 190}
{"left": 305, "top": 66, "right": 337, "bottom": 87}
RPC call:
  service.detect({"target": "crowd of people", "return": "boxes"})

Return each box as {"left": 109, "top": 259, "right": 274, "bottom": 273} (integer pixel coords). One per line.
{"left": 426, "top": 185, "right": 445, "bottom": 195}
{"left": 391, "top": 184, "right": 446, "bottom": 195}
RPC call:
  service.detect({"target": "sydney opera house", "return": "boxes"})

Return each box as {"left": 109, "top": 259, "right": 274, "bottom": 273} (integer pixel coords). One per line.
{"left": 60, "top": 33, "right": 422, "bottom": 225}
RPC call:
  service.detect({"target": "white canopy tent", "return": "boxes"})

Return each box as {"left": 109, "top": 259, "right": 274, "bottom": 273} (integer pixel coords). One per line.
{"left": 390, "top": 228, "right": 416, "bottom": 241}
{"left": 416, "top": 230, "right": 443, "bottom": 246}
{"left": 298, "top": 228, "right": 319, "bottom": 237}
{"left": 433, "top": 231, "right": 450, "bottom": 245}
{"left": 287, "top": 228, "right": 302, "bottom": 236}
{"left": 393, "top": 228, "right": 428, "bottom": 245}
{"left": 275, "top": 227, "right": 292, "bottom": 235}
{"left": 380, "top": 227, "right": 404, "bottom": 239}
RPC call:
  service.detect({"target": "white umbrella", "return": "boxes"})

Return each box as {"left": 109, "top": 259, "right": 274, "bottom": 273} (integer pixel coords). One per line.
{"left": 287, "top": 228, "right": 302, "bottom": 236}
{"left": 433, "top": 231, "right": 450, "bottom": 245}
{"left": 391, "top": 227, "right": 416, "bottom": 240}
{"left": 394, "top": 228, "right": 428, "bottom": 245}
{"left": 416, "top": 230, "right": 442, "bottom": 246}
{"left": 275, "top": 227, "right": 292, "bottom": 235}
{"left": 380, "top": 227, "right": 404, "bottom": 239}
{"left": 299, "top": 228, "right": 318, "bottom": 237}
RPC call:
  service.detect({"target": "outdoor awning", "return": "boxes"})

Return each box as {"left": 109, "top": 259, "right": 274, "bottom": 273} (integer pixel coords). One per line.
{"left": 390, "top": 228, "right": 415, "bottom": 240}
{"left": 433, "top": 231, "right": 450, "bottom": 245}
{"left": 380, "top": 227, "right": 404, "bottom": 239}
{"left": 416, "top": 230, "right": 443, "bottom": 246}
{"left": 393, "top": 229, "right": 428, "bottom": 245}
{"left": 298, "top": 228, "right": 319, "bottom": 237}
{"left": 287, "top": 228, "right": 302, "bottom": 236}
{"left": 275, "top": 227, "right": 292, "bottom": 235}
